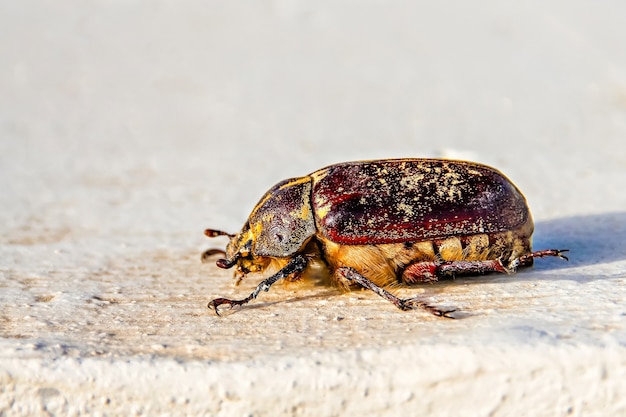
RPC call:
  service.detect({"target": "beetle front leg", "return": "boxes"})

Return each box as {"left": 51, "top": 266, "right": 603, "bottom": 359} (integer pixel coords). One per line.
{"left": 208, "top": 254, "right": 308, "bottom": 315}
{"left": 337, "top": 267, "right": 455, "bottom": 318}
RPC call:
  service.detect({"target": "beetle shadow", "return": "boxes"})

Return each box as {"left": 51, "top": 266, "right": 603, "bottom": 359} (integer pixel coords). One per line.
{"left": 443, "top": 211, "right": 626, "bottom": 287}
{"left": 211, "top": 290, "right": 342, "bottom": 316}
{"left": 530, "top": 211, "right": 626, "bottom": 271}
{"left": 212, "top": 212, "right": 626, "bottom": 316}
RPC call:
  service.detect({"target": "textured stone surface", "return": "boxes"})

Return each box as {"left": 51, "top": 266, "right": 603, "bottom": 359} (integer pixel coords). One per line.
{"left": 1, "top": 1, "right": 626, "bottom": 416}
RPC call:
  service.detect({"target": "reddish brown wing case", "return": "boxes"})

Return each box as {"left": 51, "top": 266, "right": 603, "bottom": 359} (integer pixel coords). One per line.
{"left": 311, "top": 159, "right": 530, "bottom": 245}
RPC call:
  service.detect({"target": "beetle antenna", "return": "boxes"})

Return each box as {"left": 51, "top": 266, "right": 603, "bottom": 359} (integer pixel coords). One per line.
{"left": 205, "top": 229, "right": 235, "bottom": 239}
{"left": 201, "top": 248, "right": 227, "bottom": 263}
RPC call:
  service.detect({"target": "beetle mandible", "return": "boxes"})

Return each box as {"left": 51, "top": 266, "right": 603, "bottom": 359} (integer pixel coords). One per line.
{"left": 203, "top": 158, "right": 567, "bottom": 317}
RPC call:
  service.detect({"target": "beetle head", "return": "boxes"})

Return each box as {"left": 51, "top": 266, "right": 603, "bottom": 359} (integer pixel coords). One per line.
{"left": 205, "top": 176, "right": 316, "bottom": 275}
{"left": 204, "top": 224, "right": 271, "bottom": 278}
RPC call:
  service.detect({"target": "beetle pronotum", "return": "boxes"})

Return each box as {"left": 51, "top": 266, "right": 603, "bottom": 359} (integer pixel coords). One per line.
{"left": 204, "top": 158, "right": 567, "bottom": 317}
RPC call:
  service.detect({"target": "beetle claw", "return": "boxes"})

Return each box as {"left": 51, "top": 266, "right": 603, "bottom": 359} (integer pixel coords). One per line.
{"left": 207, "top": 301, "right": 217, "bottom": 315}
{"left": 433, "top": 308, "right": 457, "bottom": 318}
{"left": 399, "top": 297, "right": 456, "bottom": 318}
{"left": 556, "top": 249, "right": 570, "bottom": 261}
{"left": 207, "top": 299, "right": 221, "bottom": 315}
{"left": 208, "top": 298, "right": 239, "bottom": 316}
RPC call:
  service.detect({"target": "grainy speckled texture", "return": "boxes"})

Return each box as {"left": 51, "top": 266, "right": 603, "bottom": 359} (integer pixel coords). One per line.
{"left": 1, "top": 1, "right": 626, "bottom": 416}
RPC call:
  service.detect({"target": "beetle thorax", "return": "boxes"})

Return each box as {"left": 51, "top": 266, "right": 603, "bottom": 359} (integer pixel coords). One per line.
{"left": 236, "top": 176, "right": 316, "bottom": 259}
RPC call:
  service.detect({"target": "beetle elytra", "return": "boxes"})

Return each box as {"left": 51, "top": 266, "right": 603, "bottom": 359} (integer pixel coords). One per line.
{"left": 203, "top": 158, "right": 567, "bottom": 317}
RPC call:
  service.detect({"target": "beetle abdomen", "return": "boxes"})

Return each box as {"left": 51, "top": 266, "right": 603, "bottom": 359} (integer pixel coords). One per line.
{"left": 320, "top": 219, "right": 533, "bottom": 288}
{"left": 310, "top": 159, "right": 529, "bottom": 245}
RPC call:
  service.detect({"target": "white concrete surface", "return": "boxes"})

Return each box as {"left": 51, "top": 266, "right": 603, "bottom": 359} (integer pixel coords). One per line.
{"left": 1, "top": 1, "right": 626, "bottom": 416}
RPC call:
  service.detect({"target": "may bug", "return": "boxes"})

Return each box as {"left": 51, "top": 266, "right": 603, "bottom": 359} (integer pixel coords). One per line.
{"left": 204, "top": 158, "right": 567, "bottom": 317}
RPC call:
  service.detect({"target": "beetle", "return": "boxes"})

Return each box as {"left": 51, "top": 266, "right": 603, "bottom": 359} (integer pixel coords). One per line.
{"left": 203, "top": 158, "right": 567, "bottom": 317}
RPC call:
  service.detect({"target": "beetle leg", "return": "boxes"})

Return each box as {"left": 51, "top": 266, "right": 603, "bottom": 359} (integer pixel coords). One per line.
{"left": 513, "top": 249, "right": 569, "bottom": 268}
{"left": 208, "top": 254, "right": 308, "bottom": 315}
{"left": 402, "top": 249, "right": 569, "bottom": 283}
{"left": 403, "top": 260, "right": 509, "bottom": 283}
{"left": 337, "top": 267, "right": 455, "bottom": 318}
